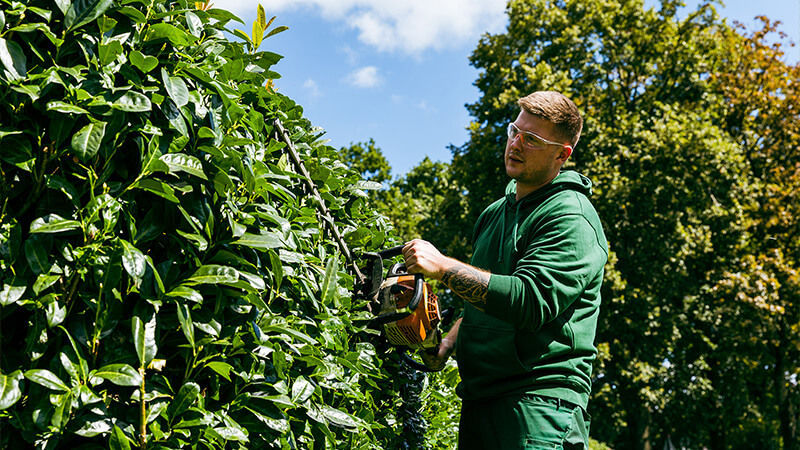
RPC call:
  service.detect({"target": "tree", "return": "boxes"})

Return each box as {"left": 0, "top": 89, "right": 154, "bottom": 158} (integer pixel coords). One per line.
{"left": 709, "top": 17, "right": 800, "bottom": 450}
{"left": 339, "top": 138, "right": 393, "bottom": 185}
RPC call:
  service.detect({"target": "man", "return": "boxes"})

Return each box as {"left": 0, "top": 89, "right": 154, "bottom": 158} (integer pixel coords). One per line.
{"left": 402, "top": 91, "right": 608, "bottom": 449}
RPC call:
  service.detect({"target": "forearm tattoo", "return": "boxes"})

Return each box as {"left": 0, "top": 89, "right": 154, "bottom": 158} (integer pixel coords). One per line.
{"left": 441, "top": 265, "right": 489, "bottom": 310}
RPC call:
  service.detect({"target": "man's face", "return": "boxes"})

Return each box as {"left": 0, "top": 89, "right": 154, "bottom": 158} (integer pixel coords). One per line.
{"left": 504, "top": 110, "right": 571, "bottom": 198}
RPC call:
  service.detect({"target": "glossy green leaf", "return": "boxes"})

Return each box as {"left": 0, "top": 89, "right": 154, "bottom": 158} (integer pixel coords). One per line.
{"left": 64, "top": 0, "right": 114, "bottom": 32}
{"left": 205, "top": 361, "right": 233, "bottom": 381}
{"left": 185, "top": 265, "right": 238, "bottom": 285}
{"left": 261, "top": 324, "right": 318, "bottom": 345}
{"left": 120, "top": 239, "right": 146, "bottom": 280}
{"left": 265, "top": 26, "right": 289, "bottom": 39}
{"left": 185, "top": 11, "right": 202, "bottom": 36}
{"left": 145, "top": 255, "right": 165, "bottom": 296}
{"left": 112, "top": 91, "right": 152, "bottom": 112}
{"left": 145, "top": 23, "right": 194, "bottom": 46}
{"left": 86, "top": 193, "right": 122, "bottom": 231}
{"left": 176, "top": 303, "right": 195, "bottom": 349}
{"left": 99, "top": 40, "right": 124, "bottom": 66}
{"left": 320, "top": 257, "right": 339, "bottom": 307}
{"left": 237, "top": 270, "right": 266, "bottom": 291}
{"left": 206, "top": 8, "right": 245, "bottom": 25}
{"left": 232, "top": 29, "right": 252, "bottom": 47}
{"left": 118, "top": 6, "right": 146, "bottom": 23}
{"left": 131, "top": 178, "right": 179, "bottom": 203}
{"left": 161, "top": 98, "right": 189, "bottom": 136}
{"left": 231, "top": 232, "right": 282, "bottom": 250}
{"left": 0, "top": 282, "right": 25, "bottom": 306}
{"left": 165, "top": 285, "right": 203, "bottom": 303}
{"left": 161, "top": 68, "right": 190, "bottom": 107}
{"left": 309, "top": 404, "right": 365, "bottom": 431}
{"left": 73, "top": 414, "right": 113, "bottom": 437}
{"left": 132, "top": 312, "right": 157, "bottom": 368}
{"left": 0, "top": 38, "right": 26, "bottom": 81}
{"left": 291, "top": 376, "right": 315, "bottom": 404}
{"left": 212, "top": 426, "right": 249, "bottom": 442}
{"left": 47, "top": 101, "right": 89, "bottom": 115}
{"left": 60, "top": 328, "right": 90, "bottom": 381}
{"left": 268, "top": 250, "right": 283, "bottom": 291}
{"left": 24, "top": 369, "right": 69, "bottom": 392}
{"left": 46, "top": 299, "right": 67, "bottom": 328}
{"left": 160, "top": 153, "right": 207, "bottom": 179}
{"left": 109, "top": 424, "right": 133, "bottom": 450}
{"left": 71, "top": 121, "right": 107, "bottom": 161}
{"left": 29, "top": 214, "right": 81, "bottom": 234}
{"left": 129, "top": 50, "right": 158, "bottom": 73}
{"left": 168, "top": 382, "right": 200, "bottom": 421}
{"left": 51, "top": 391, "right": 74, "bottom": 430}
{"left": 33, "top": 274, "right": 59, "bottom": 295}
{"left": 59, "top": 351, "right": 81, "bottom": 385}
{"left": 0, "top": 371, "right": 24, "bottom": 410}
{"left": 91, "top": 364, "right": 142, "bottom": 386}
{"left": 96, "top": 244, "right": 123, "bottom": 292}
{"left": 0, "top": 136, "right": 34, "bottom": 171}
{"left": 24, "top": 239, "right": 49, "bottom": 274}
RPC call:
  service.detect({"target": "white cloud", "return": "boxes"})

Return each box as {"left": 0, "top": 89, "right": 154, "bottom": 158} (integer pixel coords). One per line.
{"left": 345, "top": 66, "right": 382, "bottom": 88}
{"left": 225, "top": 0, "right": 508, "bottom": 54}
{"left": 303, "top": 78, "right": 321, "bottom": 97}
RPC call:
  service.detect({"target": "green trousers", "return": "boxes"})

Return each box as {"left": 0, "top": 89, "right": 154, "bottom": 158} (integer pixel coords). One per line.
{"left": 457, "top": 394, "right": 590, "bottom": 450}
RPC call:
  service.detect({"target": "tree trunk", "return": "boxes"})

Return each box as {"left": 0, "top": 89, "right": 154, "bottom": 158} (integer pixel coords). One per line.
{"left": 627, "top": 400, "right": 652, "bottom": 450}
{"left": 708, "top": 427, "right": 727, "bottom": 450}
{"left": 776, "top": 336, "right": 799, "bottom": 450}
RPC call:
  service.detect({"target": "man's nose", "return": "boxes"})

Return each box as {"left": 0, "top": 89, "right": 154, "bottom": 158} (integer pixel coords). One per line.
{"left": 508, "top": 133, "right": 523, "bottom": 150}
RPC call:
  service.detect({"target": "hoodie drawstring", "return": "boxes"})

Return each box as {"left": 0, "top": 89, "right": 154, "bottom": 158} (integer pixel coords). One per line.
{"left": 499, "top": 208, "right": 506, "bottom": 263}
{"left": 499, "top": 201, "right": 523, "bottom": 262}
{"left": 513, "top": 202, "right": 521, "bottom": 254}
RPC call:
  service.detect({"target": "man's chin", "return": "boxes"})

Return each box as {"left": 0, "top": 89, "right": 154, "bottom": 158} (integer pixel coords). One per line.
{"left": 505, "top": 167, "right": 523, "bottom": 180}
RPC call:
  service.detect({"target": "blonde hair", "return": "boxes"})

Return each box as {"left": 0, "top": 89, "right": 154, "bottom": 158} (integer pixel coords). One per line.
{"left": 517, "top": 91, "right": 583, "bottom": 148}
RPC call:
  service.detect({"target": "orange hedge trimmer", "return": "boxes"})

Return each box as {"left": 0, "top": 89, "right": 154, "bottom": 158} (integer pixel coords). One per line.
{"left": 354, "top": 245, "right": 454, "bottom": 372}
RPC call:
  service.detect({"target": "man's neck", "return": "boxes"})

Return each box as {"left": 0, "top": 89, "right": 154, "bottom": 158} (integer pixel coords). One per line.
{"left": 515, "top": 173, "right": 559, "bottom": 200}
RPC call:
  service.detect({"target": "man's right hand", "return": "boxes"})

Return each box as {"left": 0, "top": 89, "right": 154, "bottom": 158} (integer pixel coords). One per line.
{"left": 419, "top": 318, "right": 461, "bottom": 371}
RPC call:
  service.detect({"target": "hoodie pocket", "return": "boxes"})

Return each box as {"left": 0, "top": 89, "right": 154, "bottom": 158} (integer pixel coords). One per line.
{"left": 457, "top": 321, "right": 527, "bottom": 393}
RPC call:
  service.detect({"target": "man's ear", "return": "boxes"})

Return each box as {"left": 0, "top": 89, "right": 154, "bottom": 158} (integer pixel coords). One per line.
{"left": 559, "top": 145, "right": 573, "bottom": 162}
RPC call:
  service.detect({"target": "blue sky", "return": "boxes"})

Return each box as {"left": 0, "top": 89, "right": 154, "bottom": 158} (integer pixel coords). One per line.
{"left": 226, "top": 0, "right": 799, "bottom": 178}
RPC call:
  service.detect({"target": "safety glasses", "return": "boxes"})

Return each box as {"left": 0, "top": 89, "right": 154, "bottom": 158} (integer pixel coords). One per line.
{"left": 507, "top": 122, "right": 563, "bottom": 150}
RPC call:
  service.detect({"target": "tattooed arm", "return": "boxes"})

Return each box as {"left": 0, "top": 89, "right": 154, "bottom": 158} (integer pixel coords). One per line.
{"left": 402, "top": 239, "right": 491, "bottom": 310}
{"left": 440, "top": 265, "right": 489, "bottom": 311}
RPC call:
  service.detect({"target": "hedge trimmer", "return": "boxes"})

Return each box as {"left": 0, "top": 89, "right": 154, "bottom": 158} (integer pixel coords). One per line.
{"left": 353, "top": 245, "right": 455, "bottom": 372}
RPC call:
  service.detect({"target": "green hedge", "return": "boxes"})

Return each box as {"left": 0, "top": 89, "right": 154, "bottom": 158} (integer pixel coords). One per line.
{"left": 0, "top": 1, "right": 409, "bottom": 448}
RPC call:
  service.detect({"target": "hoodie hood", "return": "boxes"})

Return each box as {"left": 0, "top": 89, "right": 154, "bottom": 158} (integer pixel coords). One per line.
{"left": 498, "top": 171, "right": 594, "bottom": 259}
{"left": 504, "top": 170, "right": 593, "bottom": 205}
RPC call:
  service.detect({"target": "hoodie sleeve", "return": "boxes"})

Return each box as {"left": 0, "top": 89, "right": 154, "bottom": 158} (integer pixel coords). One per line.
{"left": 482, "top": 209, "right": 607, "bottom": 330}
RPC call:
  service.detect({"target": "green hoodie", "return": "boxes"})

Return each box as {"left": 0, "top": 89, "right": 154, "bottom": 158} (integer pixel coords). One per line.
{"left": 455, "top": 170, "right": 608, "bottom": 409}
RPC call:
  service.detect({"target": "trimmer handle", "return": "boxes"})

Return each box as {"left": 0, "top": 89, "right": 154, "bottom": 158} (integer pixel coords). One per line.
{"left": 377, "top": 245, "right": 404, "bottom": 259}
{"left": 355, "top": 244, "right": 407, "bottom": 308}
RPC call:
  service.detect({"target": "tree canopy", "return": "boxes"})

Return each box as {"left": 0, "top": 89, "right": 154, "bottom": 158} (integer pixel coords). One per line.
{"left": 397, "top": 0, "right": 800, "bottom": 448}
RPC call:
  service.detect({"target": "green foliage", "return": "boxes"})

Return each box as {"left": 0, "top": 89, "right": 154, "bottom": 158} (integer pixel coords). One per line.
{"left": 0, "top": 1, "right": 401, "bottom": 448}
{"left": 338, "top": 139, "right": 392, "bottom": 186}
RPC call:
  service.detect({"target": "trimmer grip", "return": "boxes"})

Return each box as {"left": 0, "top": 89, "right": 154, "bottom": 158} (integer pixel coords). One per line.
{"left": 377, "top": 245, "right": 404, "bottom": 259}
